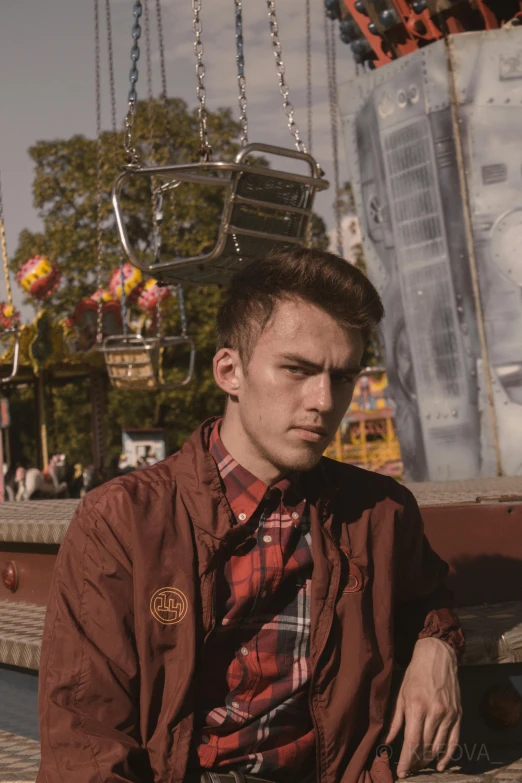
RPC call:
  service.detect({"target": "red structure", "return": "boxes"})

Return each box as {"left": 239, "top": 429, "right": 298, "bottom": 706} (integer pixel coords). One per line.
{"left": 326, "top": 0, "right": 522, "bottom": 67}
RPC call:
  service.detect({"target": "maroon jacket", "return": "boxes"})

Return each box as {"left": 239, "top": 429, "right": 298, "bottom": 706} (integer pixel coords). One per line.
{"left": 37, "top": 418, "right": 464, "bottom": 783}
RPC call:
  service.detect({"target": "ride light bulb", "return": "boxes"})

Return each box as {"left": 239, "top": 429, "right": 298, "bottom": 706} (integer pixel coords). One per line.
{"left": 2, "top": 561, "right": 19, "bottom": 593}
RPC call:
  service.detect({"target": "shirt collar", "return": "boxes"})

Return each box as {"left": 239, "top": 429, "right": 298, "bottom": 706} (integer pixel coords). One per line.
{"left": 209, "top": 418, "right": 305, "bottom": 525}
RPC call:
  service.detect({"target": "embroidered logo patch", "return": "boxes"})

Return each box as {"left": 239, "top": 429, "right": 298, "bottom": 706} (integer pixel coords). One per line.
{"left": 150, "top": 587, "right": 188, "bottom": 625}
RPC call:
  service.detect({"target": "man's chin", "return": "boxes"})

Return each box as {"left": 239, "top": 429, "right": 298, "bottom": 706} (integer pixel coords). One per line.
{"left": 275, "top": 444, "right": 325, "bottom": 474}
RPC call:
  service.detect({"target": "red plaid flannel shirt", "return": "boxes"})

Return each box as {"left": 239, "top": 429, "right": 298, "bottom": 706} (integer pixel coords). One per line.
{"left": 191, "top": 420, "right": 315, "bottom": 780}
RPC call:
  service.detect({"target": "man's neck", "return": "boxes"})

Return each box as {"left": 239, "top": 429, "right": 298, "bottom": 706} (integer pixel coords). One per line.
{"left": 219, "top": 414, "right": 288, "bottom": 486}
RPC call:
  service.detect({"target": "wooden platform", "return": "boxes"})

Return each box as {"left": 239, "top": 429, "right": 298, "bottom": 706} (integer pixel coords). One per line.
{"left": 0, "top": 476, "right": 521, "bottom": 546}
{"left": 0, "top": 500, "right": 78, "bottom": 545}
{"left": 0, "top": 602, "right": 45, "bottom": 671}
{"left": 0, "top": 730, "right": 40, "bottom": 783}
{"left": 407, "top": 476, "right": 522, "bottom": 507}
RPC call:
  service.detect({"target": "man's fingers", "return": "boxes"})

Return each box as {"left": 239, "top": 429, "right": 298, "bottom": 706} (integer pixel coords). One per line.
{"left": 421, "top": 705, "right": 448, "bottom": 761}
{"left": 430, "top": 717, "right": 455, "bottom": 760}
{"left": 384, "top": 699, "right": 405, "bottom": 744}
{"left": 436, "top": 718, "right": 462, "bottom": 771}
{"left": 396, "top": 709, "right": 424, "bottom": 779}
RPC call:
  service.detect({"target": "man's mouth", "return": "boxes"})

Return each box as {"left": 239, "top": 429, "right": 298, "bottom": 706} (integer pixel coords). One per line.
{"left": 292, "top": 426, "right": 329, "bottom": 442}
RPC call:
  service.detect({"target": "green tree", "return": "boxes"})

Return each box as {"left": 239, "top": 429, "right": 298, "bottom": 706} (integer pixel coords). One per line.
{"left": 9, "top": 99, "right": 329, "bottom": 467}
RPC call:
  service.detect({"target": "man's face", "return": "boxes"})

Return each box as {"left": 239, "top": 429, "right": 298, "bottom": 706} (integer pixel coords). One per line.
{"left": 230, "top": 297, "right": 365, "bottom": 475}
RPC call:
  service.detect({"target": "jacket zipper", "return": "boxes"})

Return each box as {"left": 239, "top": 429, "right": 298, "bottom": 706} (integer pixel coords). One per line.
{"left": 309, "top": 504, "right": 341, "bottom": 783}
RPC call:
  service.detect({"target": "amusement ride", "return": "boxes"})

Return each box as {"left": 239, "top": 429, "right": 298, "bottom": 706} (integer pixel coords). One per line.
{"left": 1, "top": 0, "right": 521, "bottom": 487}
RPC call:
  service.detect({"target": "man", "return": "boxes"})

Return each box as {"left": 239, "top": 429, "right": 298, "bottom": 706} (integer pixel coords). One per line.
{"left": 37, "top": 248, "right": 464, "bottom": 783}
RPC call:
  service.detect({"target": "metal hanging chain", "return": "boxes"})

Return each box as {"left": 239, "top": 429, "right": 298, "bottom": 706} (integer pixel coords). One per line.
{"left": 105, "top": 0, "right": 118, "bottom": 150}
{"left": 143, "top": 0, "right": 161, "bottom": 265}
{"left": 156, "top": 292, "right": 163, "bottom": 339}
{"left": 177, "top": 284, "right": 188, "bottom": 337}
{"left": 330, "top": 20, "right": 343, "bottom": 257}
{"left": 0, "top": 174, "right": 14, "bottom": 310}
{"left": 305, "top": 0, "right": 313, "bottom": 156}
{"left": 94, "top": 0, "right": 105, "bottom": 343}
{"left": 155, "top": 0, "right": 174, "bottom": 146}
{"left": 234, "top": 0, "right": 248, "bottom": 147}
{"left": 119, "top": 264, "right": 128, "bottom": 336}
{"left": 156, "top": 0, "right": 168, "bottom": 100}
{"left": 324, "top": 14, "right": 343, "bottom": 257}
{"left": 144, "top": 0, "right": 154, "bottom": 106}
{"left": 124, "top": 0, "right": 143, "bottom": 166}
{"left": 192, "top": 0, "right": 212, "bottom": 160}
{"left": 266, "top": 0, "right": 307, "bottom": 154}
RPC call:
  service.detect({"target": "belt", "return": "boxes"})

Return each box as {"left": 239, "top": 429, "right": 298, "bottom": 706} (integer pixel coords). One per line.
{"left": 186, "top": 774, "right": 276, "bottom": 783}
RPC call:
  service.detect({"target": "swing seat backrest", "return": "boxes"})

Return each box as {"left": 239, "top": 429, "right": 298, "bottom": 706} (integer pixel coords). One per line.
{"left": 112, "top": 143, "right": 329, "bottom": 286}
{"left": 102, "top": 334, "right": 196, "bottom": 390}
{"left": 0, "top": 330, "right": 21, "bottom": 385}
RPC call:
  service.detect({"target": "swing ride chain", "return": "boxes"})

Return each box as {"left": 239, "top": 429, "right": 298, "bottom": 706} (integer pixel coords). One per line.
{"left": 0, "top": 175, "right": 13, "bottom": 310}
{"left": 305, "top": 0, "right": 313, "bottom": 156}
{"left": 266, "top": 0, "right": 307, "bottom": 154}
{"left": 325, "top": 15, "right": 343, "bottom": 258}
{"left": 192, "top": 0, "right": 212, "bottom": 161}
{"left": 105, "top": 0, "right": 118, "bottom": 151}
{"left": 177, "top": 284, "right": 189, "bottom": 337}
{"left": 234, "top": 0, "right": 248, "bottom": 147}
{"left": 94, "top": 0, "right": 105, "bottom": 343}
{"left": 142, "top": 0, "right": 161, "bottom": 263}
{"left": 124, "top": 0, "right": 143, "bottom": 166}
{"left": 156, "top": 289, "right": 163, "bottom": 339}
{"left": 305, "top": 0, "right": 313, "bottom": 248}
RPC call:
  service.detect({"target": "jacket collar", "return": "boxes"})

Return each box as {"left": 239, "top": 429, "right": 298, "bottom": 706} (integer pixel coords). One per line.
{"left": 174, "top": 417, "right": 340, "bottom": 541}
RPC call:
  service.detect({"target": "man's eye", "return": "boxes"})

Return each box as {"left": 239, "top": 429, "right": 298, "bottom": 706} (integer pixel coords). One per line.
{"left": 285, "top": 366, "right": 306, "bottom": 375}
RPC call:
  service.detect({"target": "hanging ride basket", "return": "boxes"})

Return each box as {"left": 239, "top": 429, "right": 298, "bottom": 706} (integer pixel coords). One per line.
{"left": 102, "top": 333, "right": 196, "bottom": 390}
{"left": 112, "top": 142, "right": 329, "bottom": 286}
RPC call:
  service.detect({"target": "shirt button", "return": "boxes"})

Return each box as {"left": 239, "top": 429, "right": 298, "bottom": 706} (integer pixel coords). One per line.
{"left": 261, "top": 589, "right": 268, "bottom": 598}
{"left": 291, "top": 512, "right": 300, "bottom": 521}
{"left": 263, "top": 534, "right": 272, "bottom": 543}
{"left": 232, "top": 701, "right": 240, "bottom": 709}
{"left": 201, "top": 734, "right": 210, "bottom": 744}
{"left": 238, "top": 512, "right": 247, "bottom": 521}
{"left": 240, "top": 646, "right": 249, "bottom": 656}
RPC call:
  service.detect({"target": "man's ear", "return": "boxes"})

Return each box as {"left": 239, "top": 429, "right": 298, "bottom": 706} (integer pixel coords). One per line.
{"left": 213, "top": 347, "right": 243, "bottom": 397}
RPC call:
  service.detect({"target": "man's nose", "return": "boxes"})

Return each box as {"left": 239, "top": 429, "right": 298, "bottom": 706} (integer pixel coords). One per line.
{"left": 306, "top": 374, "right": 334, "bottom": 413}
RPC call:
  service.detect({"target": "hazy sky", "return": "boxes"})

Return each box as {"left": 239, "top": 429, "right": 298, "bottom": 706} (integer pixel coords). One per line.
{"left": 0, "top": 0, "right": 356, "bottom": 317}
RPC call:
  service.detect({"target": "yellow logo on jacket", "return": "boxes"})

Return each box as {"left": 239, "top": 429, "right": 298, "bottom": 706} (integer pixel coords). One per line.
{"left": 150, "top": 587, "right": 188, "bottom": 625}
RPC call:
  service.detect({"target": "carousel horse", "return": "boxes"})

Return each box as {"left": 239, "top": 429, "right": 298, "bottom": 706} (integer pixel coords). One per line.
{"left": 15, "top": 453, "right": 69, "bottom": 501}
{"left": 4, "top": 464, "right": 17, "bottom": 501}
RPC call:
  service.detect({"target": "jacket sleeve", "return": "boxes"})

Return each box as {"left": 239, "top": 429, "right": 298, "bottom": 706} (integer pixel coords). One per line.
{"left": 393, "top": 486, "right": 465, "bottom": 667}
{"left": 37, "top": 491, "right": 153, "bottom": 783}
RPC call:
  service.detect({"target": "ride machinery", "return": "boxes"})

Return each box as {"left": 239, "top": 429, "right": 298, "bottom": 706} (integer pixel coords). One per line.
{"left": 328, "top": 0, "right": 522, "bottom": 483}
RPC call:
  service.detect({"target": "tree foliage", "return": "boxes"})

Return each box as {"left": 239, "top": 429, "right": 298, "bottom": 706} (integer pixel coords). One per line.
{"left": 9, "top": 99, "right": 329, "bottom": 468}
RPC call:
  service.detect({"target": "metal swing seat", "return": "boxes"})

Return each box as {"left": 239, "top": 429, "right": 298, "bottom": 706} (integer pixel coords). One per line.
{"left": 0, "top": 328, "right": 21, "bottom": 385}
{"left": 103, "top": 332, "right": 196, "bottom": 390}
{"left": 112, "top": 142, "right": 329, "bottom": 286}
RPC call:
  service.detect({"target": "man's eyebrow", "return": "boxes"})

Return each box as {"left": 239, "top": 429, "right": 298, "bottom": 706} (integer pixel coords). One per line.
{"left": 280, "top": 353, "right": 363, "bottom": 375}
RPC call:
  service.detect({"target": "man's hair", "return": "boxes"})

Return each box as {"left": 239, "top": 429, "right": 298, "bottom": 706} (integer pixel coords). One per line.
{"left": 216, "top": 246, "right": 384, "bottom": 367}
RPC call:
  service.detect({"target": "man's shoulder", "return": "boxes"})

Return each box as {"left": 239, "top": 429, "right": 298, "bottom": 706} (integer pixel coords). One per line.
{"left": 90, "top": 454, "right": 179, "bottom": 502}
{"left": 319, "top": 456, "right": 410, "bottom": 509}
{"left": 73, "top": 454, "right": 181, "bottom": 529}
